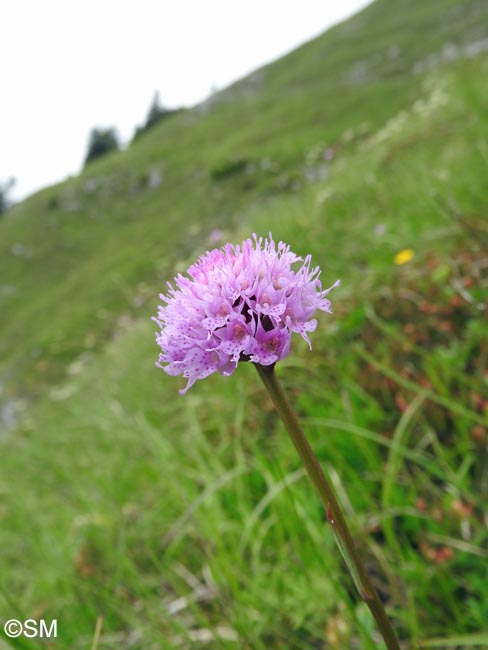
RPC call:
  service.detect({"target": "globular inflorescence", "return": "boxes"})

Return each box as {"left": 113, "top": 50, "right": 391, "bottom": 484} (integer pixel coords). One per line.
{"left": 153, "top": 233, "right": 339, "bottom": 393}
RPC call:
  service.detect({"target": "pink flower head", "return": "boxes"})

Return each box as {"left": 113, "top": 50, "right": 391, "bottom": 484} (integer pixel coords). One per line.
{"left": 153, "top": 233, "right": 339, "bottom": 393}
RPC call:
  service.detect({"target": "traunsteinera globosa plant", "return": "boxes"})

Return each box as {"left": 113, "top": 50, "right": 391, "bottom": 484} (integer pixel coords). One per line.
{"left": 153, "top": 233, "right": 400, "bottom": 650}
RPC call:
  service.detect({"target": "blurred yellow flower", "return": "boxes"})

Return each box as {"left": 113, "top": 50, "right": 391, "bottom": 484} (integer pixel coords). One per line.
{"left": 394, "top": 248, "right": 415, "bottom": 265}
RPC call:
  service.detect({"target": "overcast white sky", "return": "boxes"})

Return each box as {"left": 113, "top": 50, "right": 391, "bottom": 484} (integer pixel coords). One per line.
{"left": 1, "top": 0, "right": 371, "bottom": 201}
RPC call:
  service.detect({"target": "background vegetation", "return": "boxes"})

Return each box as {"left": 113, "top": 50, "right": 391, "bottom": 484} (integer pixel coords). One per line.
{"left": 0, "top": 178, "right": 15, "bottom": 216}
{"left": 84, "top": 128, "right": 121, "bottom": 167}
{"left": 1, "top": 0, "right": 487, "bottom": 648}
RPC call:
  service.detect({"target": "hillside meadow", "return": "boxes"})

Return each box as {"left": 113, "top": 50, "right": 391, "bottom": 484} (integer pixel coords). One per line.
{"left": 1, "top": 0, "right": 487, "bottom": 648}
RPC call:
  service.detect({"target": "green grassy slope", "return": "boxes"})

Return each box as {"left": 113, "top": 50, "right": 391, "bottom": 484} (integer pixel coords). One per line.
{"left": 1, "top": 0, "right": 488, "bottom": 648}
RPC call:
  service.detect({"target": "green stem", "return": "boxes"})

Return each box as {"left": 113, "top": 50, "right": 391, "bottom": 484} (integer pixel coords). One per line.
{"left": 255, "top": 363, "right": 400, "bottom": 650}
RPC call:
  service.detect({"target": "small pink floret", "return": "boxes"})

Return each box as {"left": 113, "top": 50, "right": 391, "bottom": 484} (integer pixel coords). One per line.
{"left": 154, "top": 233, "right": 339, "bottom": 393}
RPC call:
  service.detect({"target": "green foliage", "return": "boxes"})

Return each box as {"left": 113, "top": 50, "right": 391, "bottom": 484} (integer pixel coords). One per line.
{"left": 132, "top": 92, "right": 183, "bottom": 142}
{"left": 0, "top": 176, "right": 15, "bottom": 214}
{"left": 210, "top": 158, "right": 250, "bottom": 181}
{"left": 84, "top": 127, "right": 120, "bottom": 166}
{"left": 1, "top": 0, "right": 488, "bottom": 647}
